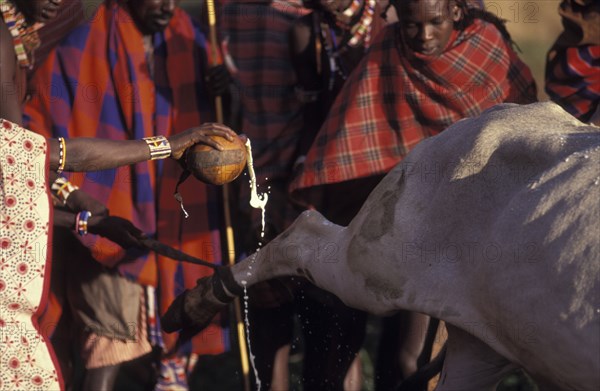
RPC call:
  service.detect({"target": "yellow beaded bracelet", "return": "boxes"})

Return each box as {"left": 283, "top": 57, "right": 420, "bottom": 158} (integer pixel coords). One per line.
{"left": 57, "top": 137, "right": 66, "bottom": 173}
{"left": 143, "top": 135, "right": 171, "bottom": 160}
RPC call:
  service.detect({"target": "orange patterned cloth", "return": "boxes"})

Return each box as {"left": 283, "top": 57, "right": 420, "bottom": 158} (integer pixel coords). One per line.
{"left": 0, "top": 119, "right": 62, "bottom": 390}
{"left": 25, "top": 1, "right": 226, "bottom": 356}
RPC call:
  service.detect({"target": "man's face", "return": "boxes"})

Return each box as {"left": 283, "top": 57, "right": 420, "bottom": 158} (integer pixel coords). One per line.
{"left": 127, "top": 0, "right": 179, "bottom": 35}
{"left": 397, "top": 0, "right": 462, "bottom": 57}
{"left": 14, "top": 0, "right": 63, "bottom": 24}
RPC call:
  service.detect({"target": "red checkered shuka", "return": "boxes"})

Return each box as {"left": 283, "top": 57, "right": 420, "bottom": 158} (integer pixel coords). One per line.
{"left": 290, "top": 19, "right": 537, "bottom": 198}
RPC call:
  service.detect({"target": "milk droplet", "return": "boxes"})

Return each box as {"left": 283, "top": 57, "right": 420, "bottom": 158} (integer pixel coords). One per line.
{"left": 242, "top": 286, "right": 262, "bottom": 390}
{"left": 245, "top": 138, "right": 268, "bottom": 240}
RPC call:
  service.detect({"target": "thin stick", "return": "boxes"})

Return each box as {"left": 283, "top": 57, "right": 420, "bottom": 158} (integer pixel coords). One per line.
{"left": 205, "top": 2, "right": 251, "bottom": 390}
{"left": 140, "top": 238, "right": 217, "bottom": 269}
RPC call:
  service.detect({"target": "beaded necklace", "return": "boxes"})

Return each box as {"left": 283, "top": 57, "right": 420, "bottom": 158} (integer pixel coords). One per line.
{"left": 341, "top": 0, "right": 362, "bottom": 19}
{"left": 315, "top": 0, "right": 376, "bottom": 91}
{"left": 0, "top": 0, "right": 43, "bottom": 69}
{"left": 322, "top": 0, "right": 376, "bottom": 55}
{"left": 345, "top": 0, "right": 376, "bottom": 48}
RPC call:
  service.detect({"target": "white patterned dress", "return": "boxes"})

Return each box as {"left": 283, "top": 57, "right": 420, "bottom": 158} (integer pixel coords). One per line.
{"left": 0, "top": 119, "right": 61, "bottom": 390}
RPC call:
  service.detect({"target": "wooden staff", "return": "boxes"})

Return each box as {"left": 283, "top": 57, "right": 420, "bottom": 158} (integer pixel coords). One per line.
{"left": 205, "top": 1, "right": 251, "bottom": 390}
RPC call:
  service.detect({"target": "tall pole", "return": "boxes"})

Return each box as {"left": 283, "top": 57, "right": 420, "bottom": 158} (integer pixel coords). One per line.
{"left": 205, "top": 1, "right": 252, "bottom": 391}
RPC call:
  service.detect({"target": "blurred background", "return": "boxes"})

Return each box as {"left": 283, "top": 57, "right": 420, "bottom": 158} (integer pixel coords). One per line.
{"left": 72, "top": 1, "right": 563, "bottom": 390}
{"left": 488, "top": 0, "right": 562, "bottom": 100}
{"left": 80, "top": 0, "right": 563, "bottom": 100}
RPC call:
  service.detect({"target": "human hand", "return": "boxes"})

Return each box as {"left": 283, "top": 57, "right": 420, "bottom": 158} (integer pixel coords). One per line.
{"left": 206, "top": 64, "right": 231, "bottom": 97}
{"left": 87, "top": 215, "right": 145, "bottom": 249}
{"left": 65, "top": 189, "right": 109, "bottom": 216}
{"left": 168, "top": 122, "right": 238, "bottom": 160}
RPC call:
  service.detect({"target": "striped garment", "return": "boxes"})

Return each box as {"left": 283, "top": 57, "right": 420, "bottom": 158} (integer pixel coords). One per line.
{"left": 24, "top": 1, "right": 226, "bottom": 356}
{"left": 0, "top": 0, "right": 43, "bottom": 69}
{"left": 545, "top": 45, "right": 600, "bottom": 122}
{"left": 545, "top": 0, "right": 600, "bottom": 122}
{"left": 290, "top": 19, "right": 537, "bottom": 197}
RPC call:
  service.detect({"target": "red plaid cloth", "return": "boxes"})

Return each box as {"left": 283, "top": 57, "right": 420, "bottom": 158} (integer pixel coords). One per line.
{"left": 221, "top": 1, "right": 309, "bottom": 240}
{"left": 290, "top": 19, "right": 536, "bottom": 197}
{"left": 221, "top": 0, "right": 307, "bottom": 181}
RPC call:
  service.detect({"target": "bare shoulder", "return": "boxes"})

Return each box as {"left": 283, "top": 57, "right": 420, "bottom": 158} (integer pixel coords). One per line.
{"left": 0, "top": 17, "right": 12, "bottom": 54}
{"left": 0, "top": 18, "right": 16, "bottom": 75}
{"left": 0, "top": 17, "right": 21, "bottom": 122}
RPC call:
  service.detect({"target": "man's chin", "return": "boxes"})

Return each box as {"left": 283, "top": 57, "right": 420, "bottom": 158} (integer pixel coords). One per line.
{"left": 153, "top": 18, "right": 172, "bottom": 30}
{"left": 144, "top": 23, "right": 169, "bottom": 35}
{"left": 417, "top": 47, "right": 439, "bottom": 56}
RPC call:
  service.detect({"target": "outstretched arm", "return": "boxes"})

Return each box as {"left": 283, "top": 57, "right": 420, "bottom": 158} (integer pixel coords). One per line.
{"left": 47, "top": 122, "right": 237, "bottom": 172}
{"left": 53, "top": 209, "right": 145, "bottom": 249}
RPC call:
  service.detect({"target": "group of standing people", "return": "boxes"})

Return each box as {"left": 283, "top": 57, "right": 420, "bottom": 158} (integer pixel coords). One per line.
{"left": 220, "top": 0, "right": 536, "bottom": 390}
{"left": 1, "top": 1, "right": 598, "bottom": 391}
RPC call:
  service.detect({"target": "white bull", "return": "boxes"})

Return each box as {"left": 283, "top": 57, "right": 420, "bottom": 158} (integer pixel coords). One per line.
{"left": 164, "top": 102, "right": 600, "bottom": 390}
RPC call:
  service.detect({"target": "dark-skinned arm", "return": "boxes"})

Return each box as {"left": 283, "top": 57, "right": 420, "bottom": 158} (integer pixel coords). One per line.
{"left": 0, "top": 18, "right": 24, "bottom": 124}
{"left": 52, "top": 209, "right": 145, "bottom": 249}
{"left": 47, "top": 122, "right": 237, "bottom": 172}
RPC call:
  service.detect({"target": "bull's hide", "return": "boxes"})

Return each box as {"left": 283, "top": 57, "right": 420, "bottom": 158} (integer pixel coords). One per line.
{"left": 230, "top": 102, "right": 600, "bottom": 389}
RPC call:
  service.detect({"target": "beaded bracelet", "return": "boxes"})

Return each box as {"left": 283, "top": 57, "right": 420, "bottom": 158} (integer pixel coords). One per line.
{"left": 76, "top": 210, "right": 92, "bottom": 236}
{"left": 143, "top": 135, "right": 171, "bottom": 160}
{"left": 51, "top": 176, "right": 79, "bottom": 204}
{"left": 57, "top": 137, "right": 66, "bottom": 174}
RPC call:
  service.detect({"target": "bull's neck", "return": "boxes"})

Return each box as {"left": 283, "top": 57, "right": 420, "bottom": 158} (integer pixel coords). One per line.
{"left": 230, "top": 211, "right": 347, "bottom": 289}
{"left": 229, "top": 211, "right": 478, "bottom": 324}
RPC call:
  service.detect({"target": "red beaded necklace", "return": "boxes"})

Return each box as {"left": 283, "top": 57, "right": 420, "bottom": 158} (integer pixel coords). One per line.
{"left": 0, "top": 0, "right": 43, "bottom": 69}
